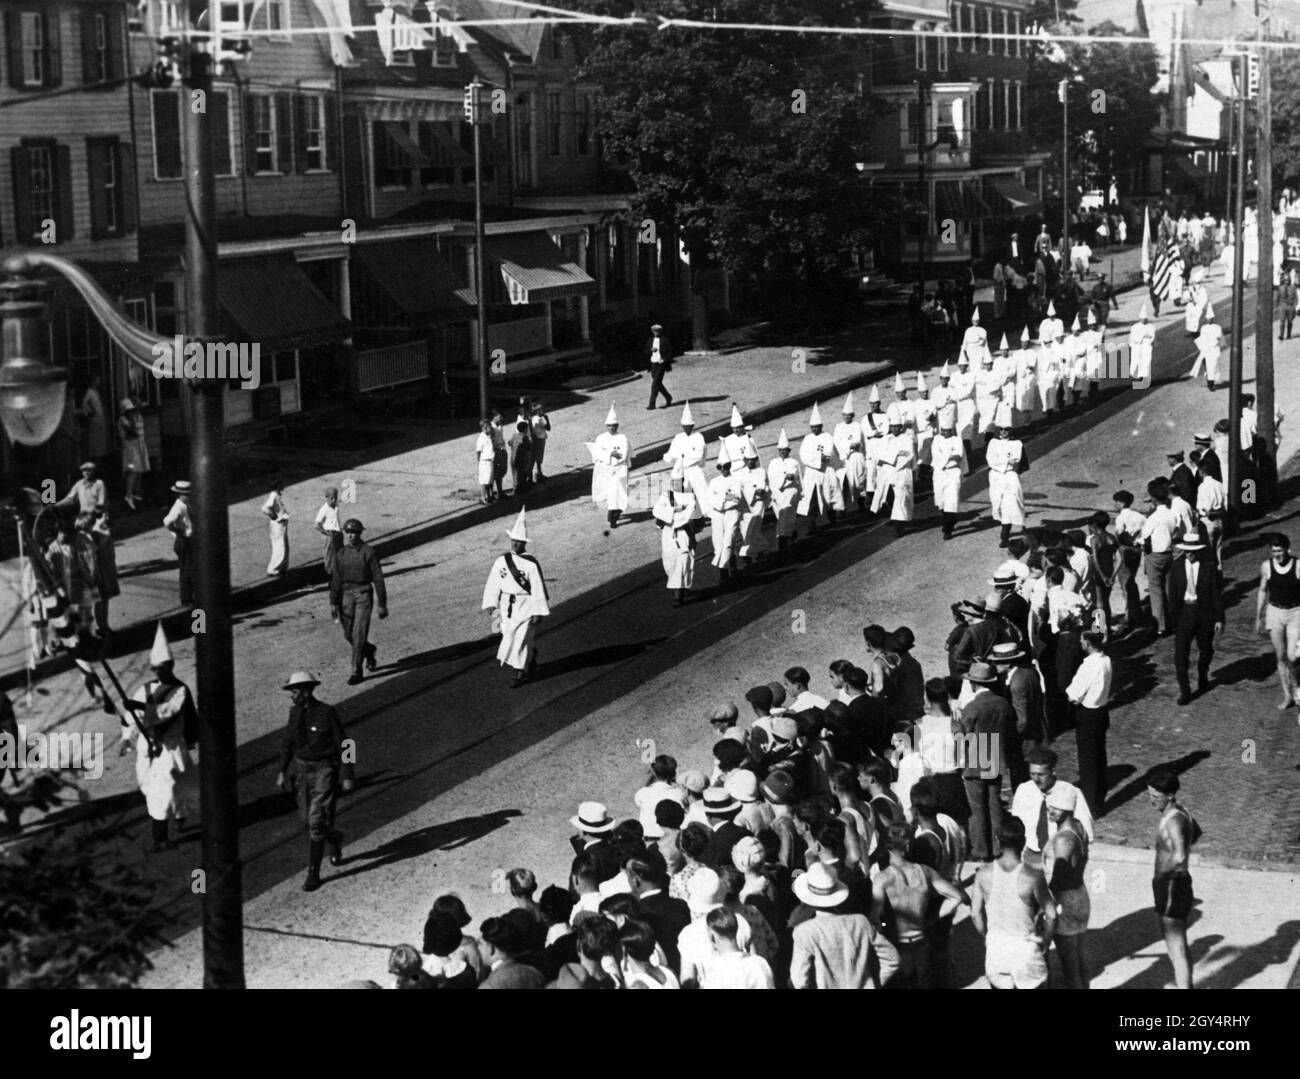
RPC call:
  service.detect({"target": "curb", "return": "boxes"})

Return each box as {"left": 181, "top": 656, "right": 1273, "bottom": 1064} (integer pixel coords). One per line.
{"left": 0, "top": 360, "right": 897, "bottom": 693}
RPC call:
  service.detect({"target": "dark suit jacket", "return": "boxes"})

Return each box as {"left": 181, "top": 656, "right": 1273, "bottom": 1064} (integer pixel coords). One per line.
{"left": 647, "top": 334, "right": 674, "bottom": 367}
{"left": 960, "top": 689, "right": 1015, "bottom": 779}
{"left": 1169, "top": 464, "right": 1196, "bottom": 505}
{"left": 478, "top": 959, "right": 546, "bottom": 989}
{"left": 1167, "top": 556, "right": 1225, "bottom": 623}
{"left": 953, "top": 619, "right": 1000, "bottom": 673}
{"left": 705, "top": 820, "right": 750, "bottom": 869}
{"left": 1199, "top": 448, "right": 1222, "bottom": 482}
{"left": 998, "top": 664, "right": 1044, "bottom": 741}
{"left": 843, "top": 693, "right": 890, "bottom": 761}
{"left": 638, "top": 891, "right": 691, "bottom": 973}
{"left": 999, "top": 592, "right": 1031, "bottom": 642}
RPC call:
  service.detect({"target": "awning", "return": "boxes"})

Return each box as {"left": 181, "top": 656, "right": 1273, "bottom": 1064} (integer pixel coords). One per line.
{"left": 935, "top": 180, "right": 987, "bottom": 220}
{"left": 352, "top": 239, "right": 470, "bottom": 315}
{"left": 218, "top": 255, "right": 350, "bottom": 350}
{"left": 1166, "top": 155, "right": 1209, "bottom": 183}
{"left": 985, "top": 175, "right": 1043, "bottom": 218}
{"left": 457, "top": 232, "right": 597, "bottom": 305}
{"left": 383, "top": 122, "right": 431, "bottom": 167}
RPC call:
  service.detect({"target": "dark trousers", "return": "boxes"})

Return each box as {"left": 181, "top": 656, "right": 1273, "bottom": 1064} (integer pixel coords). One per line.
{"left": 1173, "top": 607, "right": 1216, "bottom": 695}
{"left": 338, "top": 586, "right": 374, "bottom": 676}
{"left": 963, "top": 775, "right": 1003, "bottom": 860}
{"left": 1280, "top": 309, "right": 1294, "bottom": 339}
{"left": 1143, "top": 551, "right": 1173, "bottom": 632}
{"left": 174, "top": 535, "right": 193, "bottom": 606}
{"left": 1074, "top": 705, "right": 1109, "bottom": 817}
{"left": 647, "top": 363, "right": 673, "bottom": 408}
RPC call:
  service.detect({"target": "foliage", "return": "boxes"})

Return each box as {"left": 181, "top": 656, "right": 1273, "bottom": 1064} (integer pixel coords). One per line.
{"left": 1026, "top": 19, "right": 1164, "bottom": 200}
{"left": 573, "top": 0, "right": 891, "bottom": 285}
{"left": 0, "top": 823, "right": 164, "bottom": 989}
{"left": 1270, "top": 51, "right": 1300, "bottom": 187}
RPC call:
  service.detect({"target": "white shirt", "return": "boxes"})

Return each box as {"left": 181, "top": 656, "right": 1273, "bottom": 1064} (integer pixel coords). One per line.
{"left": 315, "top": 502, "right": 341, "bottom": 532}
{"left": 1066, "top": 652, "right": 1112, "bottom": 709}
{"left": 677, "top": 914, "right": 753, "bottom": 984}
{"left": 1169, "top": 495, "right": 1196, "bottom": 537}
{"left": 788, "top": 690, "right": 829, "bottom": 712}
{"left": 1183, "top": 560, "right": 1201, "bottom": 601}
{"left": 475, "top": 432, "right": 495, "bottom": 462}
{"left": 1196, "top": 475, "right": 1226, "bottom": 515}
{"left": 699, "top": 951, "right": 772, "bottom": 989}
{"left": 163, "top": 498, "right": 192, "bottom": 538}
{"left": 1047, "top": 585, "right": 1087, "bottom": 630}
{"left": 1114, "top": 507, "right": 1146, "bottom": 539}
{"left": 1138, "top": 504, "right": 1180, "bottom": 553}
{"left": 1011, "top": 779, "right": 1095, "bottom": 853}
{"left": 634, "top": 780, "right": 689, "bottom": 831}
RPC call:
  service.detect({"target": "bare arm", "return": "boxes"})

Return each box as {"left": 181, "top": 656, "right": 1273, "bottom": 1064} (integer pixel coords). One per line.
{"left": 926, "top": 866, "right": 970, "bottom": 920}
{"left": 1257, "top": 561, "right": 1270, "bottom": 628}
{"left": 969, "top": 870, "right": 988, "bottom": 936}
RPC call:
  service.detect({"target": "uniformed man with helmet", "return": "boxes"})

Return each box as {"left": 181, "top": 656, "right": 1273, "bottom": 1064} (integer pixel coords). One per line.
{"left": 329, "top": 518, "right": 388, "bottom": 685}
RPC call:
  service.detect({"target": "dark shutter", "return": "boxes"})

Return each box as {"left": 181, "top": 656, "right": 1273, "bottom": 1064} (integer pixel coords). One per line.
{"left": 43, "top": 9, "right": 61, "bottom": 89}
{"left": 55, "top": 143, "right": 74, "bottom": 240}
{"left": 11, "top": 145, "right": 33, "bottom": 241}
{"left": 117, "top": 141, "right": 137, "bottom": 232}
{"left": 210, "top": 90, "right": 231, "bottom": 175}
{"left": 81, "top": 8, "right": 98, "bottom": 83}
{"left": 276, "top": 91, "right": 293, "bottom": 174}
{"left": 153, "top": 90, "right": 182, "bottom": 179}
{"left": 5, "top": 11, "right": 23, "bottom": 89}
{"left": 244, "top": 92, "right": 259, "bottom": 174}
{"left": 293, "top": 92, "right": 308, "bottom": 173}
{"left": 323, "top": 93, "right": 339, "bottom": 173}
{"left": 107, "top": 7, "right": 125, "bottom": 81}
{"left": 87, "top": 139, "right": 109, "bottom": 238}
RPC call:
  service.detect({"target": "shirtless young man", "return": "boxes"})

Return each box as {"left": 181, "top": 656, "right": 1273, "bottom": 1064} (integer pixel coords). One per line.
{"left": 870, "top": 821, "right": 969, "bottom": 988}
{"left": 971, "top": 818, "right": 1057, "bottom": 989}
{"left": 1255, "top": 532, "right": 1300, "bottom": 712}
{"left": 1148, "top": 768, "right": 1195, "bottom": 989}
{"left": 1043, "top": 785, "right": 1090, "bottom": 988}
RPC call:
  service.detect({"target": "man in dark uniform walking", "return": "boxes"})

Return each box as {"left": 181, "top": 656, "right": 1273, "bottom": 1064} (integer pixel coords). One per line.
{"left": 646, "top": 323, "right": 674, "bottom": 410}
{"left": 330, "top": 519, "right": 387, "bottom": 685}
{"left": 275, "top": 672, "right": 354, "bottom": 892}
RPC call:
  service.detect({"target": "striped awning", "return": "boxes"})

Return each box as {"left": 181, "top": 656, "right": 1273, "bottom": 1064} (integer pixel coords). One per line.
{"left": 934, "top": 180, "right": 987, "bottom": 220}
{"left": 986, "top": 175, "right": 1043, "bottom": 218}
{"left": 456, "top": 232, "right": 596, "bottom": 306}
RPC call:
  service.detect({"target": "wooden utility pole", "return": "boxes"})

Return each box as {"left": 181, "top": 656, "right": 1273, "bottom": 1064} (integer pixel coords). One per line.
{"left": 1229, "top": 53, "right": 1249, "bottom": 525}
{"left": 1257, "top": 4, "right": 1276, "bottom": 453}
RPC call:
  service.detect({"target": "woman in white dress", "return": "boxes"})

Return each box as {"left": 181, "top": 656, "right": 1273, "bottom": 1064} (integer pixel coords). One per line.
{"left": 262, "top": 481, "right": 290, "bottom": 577}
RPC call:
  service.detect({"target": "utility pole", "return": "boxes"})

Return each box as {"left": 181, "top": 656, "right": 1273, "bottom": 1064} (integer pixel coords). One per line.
{"left": 466, "top": 78, "right": 491, "bottom": 424}
{"left": 185, "top": 0, "right": 244, "bottom": 989}
{"left": 1060, "top": 79, "right": 1070, "bottom": 252}
{"left": 1257, "top": 5, "right": 1276, "bottom": 456}
{"left": 917, "top": 78, "right": 928, "bottom": 291}
{"left": 1229, "top": 52, "right": 1249, "bottom": 526}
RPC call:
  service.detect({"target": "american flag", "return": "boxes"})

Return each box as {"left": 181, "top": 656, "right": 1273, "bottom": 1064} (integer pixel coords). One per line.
{"left": 1150, "top": 237, "right": 1179, "bottom": 302}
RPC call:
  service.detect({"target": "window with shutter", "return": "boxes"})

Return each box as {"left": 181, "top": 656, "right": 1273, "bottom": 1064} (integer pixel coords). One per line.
{"left": 117, "top": 142, "right": 137, "bottom": 232}
{"left": 151, "top": 89, "right": 182, "bottom": 179}
{"left": 250, "top": 94, "right": 277, "bottom": 173}
{"left": 18, "top": 10, "right": 43, "bottom": 87}
{"left": 547, "top": 91, "right": 562, "bottom": 156}
{"left": 55, "top": 143, "right": 74, "bottom": 239}
{"left": 576, "top": 95, "right": 592, "bottom": 156}
{"left": 276, "top": 92, "right": 293, "bottom": 174}
{"left": 294, "top": 93, "right": 308, "bottom": 172}
{"left": 83, "top": 9, "right": 108, "bottom": 83}
{"left": 323, "top": 95, "right": 339, "bottom": 173}
{"left": 87, "top": 138, "right": 112, "bottom": 238}
{"left": 11, "top": 146, "right": 34, "bottom": 241}
{"left": 42, "top": 9, "right": 61, "bottom": 88}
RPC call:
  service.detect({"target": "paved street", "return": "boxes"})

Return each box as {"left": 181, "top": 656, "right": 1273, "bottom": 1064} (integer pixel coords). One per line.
{"left": 8, "top": 243, "right": 1300, "bottom": 990}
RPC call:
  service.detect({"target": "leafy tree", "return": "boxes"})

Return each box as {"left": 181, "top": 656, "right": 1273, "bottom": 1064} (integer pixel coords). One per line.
{"left": 573, "top": 0, "right": 891, "bottom": 345}
{"left": 1270, "top": 51, "right": 1300, "bottom": 188}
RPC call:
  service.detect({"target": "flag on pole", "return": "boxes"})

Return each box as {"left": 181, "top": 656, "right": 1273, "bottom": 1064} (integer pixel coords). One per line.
{"left": 1140, "top": 205, "right": 1152, "bottom": 277}
{"left": 1151, "top": 236, "right": 1179, "bottom": 302}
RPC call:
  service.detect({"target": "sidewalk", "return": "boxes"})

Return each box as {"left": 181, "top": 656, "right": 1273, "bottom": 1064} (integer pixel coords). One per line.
{"left": 0, "top": 244, "right": 1149, "bottom": 685}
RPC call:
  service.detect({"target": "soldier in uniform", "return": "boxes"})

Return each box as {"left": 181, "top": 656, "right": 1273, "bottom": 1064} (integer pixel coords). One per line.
{"left": 275, "top": 671, "right": 354, "bottom": 892}
{"left": 330, "top": 518, "right": 388, "bottom": 685}
{"left": 120, "top": 624, "right": 199, "bottom": 852}
{"left": 797, "top": 403, "right": 843, "bottom": 532}
{"left": 833, "top": 392, "right": 868, "bottom": 513}
{"left": 767, "top": 428, "right": 802, "bottom": 550}
{"left": 482, "top": 508, "right": 550, "bottom": 686}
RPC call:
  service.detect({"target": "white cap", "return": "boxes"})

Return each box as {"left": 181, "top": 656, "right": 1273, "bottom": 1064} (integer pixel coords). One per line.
{"left": 894, "top": 371, "right": 905, "bottom": 394}
{"left": 994, "top": 402, "right": 1013, "bottom": 428}
{"left": 809, "top": 402, "right": 823, "bottom": 427}
{"left": 506, "top": 506, "right": 529, "bottom": 542}
{"left": 1020, "top": 325, "right": 1030, "bottom": 344}
{"left": 940, "top": 361, "right": 952, "bottom": 379}
{"left": 1071, "top": 314, "right": 1081, "bottom": 333}
{"left": 680, "top": 400, "right": 694, "bottom": 426}
{"left": 1047, "top": 300, "right": 1057, "bottom": 317}
{"left": 869, "top": 384, "right": 881, "bottom": 405}
{"left": 150, "top": 622, "right": 173, "bottom": 667}
{"left": 915, "top": 371, "right": 927, "bottom": 394}
{"left": 730, "top": 404, "right": 744, "bottom": 428}
{"left": 717, "top": 440, "right": 731, "bottom": 466}
{"left": 777, "top": 427, "right": 790, "bottom": 449}
{"left": 998, "top": 334, "right": 1010, "bottom": 352}
{"left": 971, "top": 306, "right": 981, "bottom": 326}
{"left": 841, "top": 390, "right": 855, "bottom": 414}
{"left": 605, "top": 402, "right": 618, "bottom": 425}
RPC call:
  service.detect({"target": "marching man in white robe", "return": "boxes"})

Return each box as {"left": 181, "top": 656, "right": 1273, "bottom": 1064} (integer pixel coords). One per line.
{"left": 931, "top": 361, "right": 955, "bottom": 416}
{"left": 833, "top": 391, "right": 868, "bottom": 512}
{"left": 975, "top": 346, "right": 1004, "bottom": 444}
{"left": 931, "top": 403, "right": 967, "bottom": 540}
{"left": 1082, "top": 307, "right": 1105, "bottom": 400}
{"left": 893, "top": 370, "right": 917, "bottom": 449}
{"left": 960, "top": 306, "right": 991, "bottom": 368}
{"left": 986, "top": 403, "right": 1030, "bottom": 549}
{"left": 1039, "top": 327, "right": 1066, "bottom": 415}
{"left": 662, "top": 400, "right": 709, "bottom": 527}
{"left": 723, "top": 404, "right": 750, "bottom": 464}
{"left": 653, "top": 462, "right": 697, "bottom": 607}
{"left": 1192, "top": 304, "right": 1223, "bottom": 390}
{"left": 797, "top": 403, "right": 843, "bottom": 531}
{"left": 736, "top": 436, "right": 771, "bottom": 566}
{"left": 951, "top": 354, "right": 978, "bottom": 450}
{"left": 707, "top": 440, "right": 744, "bottom": 583}
{"left": 860, "top": 386, "right": 889, "bottom": 503}
{"left": 1039, "top": 299, "right": 1063, "bottom": 345}
{"left": 590, "top": 403, "right": 630, "bottom": 529}
{"left": 121, "top": 623, "right": 199, "bottom": 852}
{"left": 1184, "top": 272, "right": 1208, "bottom": 335}
{"left": 1014, "top": 326, "right": 1038, "bottom": 427}
{"left": 1129, "top": 303, "right": 1156, "bottom": 384}
{"left": 482, "top": 508, "right": 550, "bottom": 687}
{"left": 912, "top": 371, "right": 936, "bottom": 471}
{"left": 871, "top": 404, "right": 915, "bottom": 534}
{"left": 768, "top": 428, "right": 803, "bottom": 550}
{"left": 1065, "top": 315, "right": 1088, "bottom": 408}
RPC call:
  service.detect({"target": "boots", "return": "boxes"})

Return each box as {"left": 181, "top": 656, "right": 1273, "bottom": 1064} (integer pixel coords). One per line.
{"left": 327, "top": 830, "right": 344, "bottom": 867}
{"left": 149, "top": 818, "right": 170, "bottom": 853}
{"left": 303, "top": 839, "right": 325, "bottom": 891}
{"left": 673, "top": 589, "right": 686, "bottom": 608}
{"left": 607, "top": 510, "right": 621, "bottom": 529}
{"left": 999, "top": 524, "right": 1012, "bottom": 549}
{"left": 942, "top": 512, "right": 956, "bottom": 539}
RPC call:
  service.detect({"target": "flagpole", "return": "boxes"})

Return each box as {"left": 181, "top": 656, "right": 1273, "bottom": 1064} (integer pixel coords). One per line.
{"left": 16, "top": 517, "right": 31, "bottom": 707}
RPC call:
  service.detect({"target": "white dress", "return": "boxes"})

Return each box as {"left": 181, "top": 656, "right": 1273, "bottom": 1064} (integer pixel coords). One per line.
{"left": 482, "top": 552, "right": 551, "bottom": 671}
{"left": 1128, "top": 322, "right": 1155, "bottom": 382}
{"left": 767, "top": 456, "right": 802, "bottom": 537}
{"left": 871, "top": 435, "right": 915, "bottom": 521}
{"left": 591, "top": 432, "right": 631, "bottom": 513}
{"left": 262, "top": 491, "right": 289, "bottom": 575}
{"left": 797, "top": 434, "right": 843, "bottom": 516}
{"left": 737, "top": 465, "right": 771, "bottom": 557}
{"left": 950, "top": 371, "right": 977, "bottom": 441}
{"left": 1193, "top": 323, "right": 1224, "bottom": 383}
{"left": 833, "top": 420, "right": 867, "bottom": 501}
{"left": 974, "top": 367, "right": 1002, "bottom": 435}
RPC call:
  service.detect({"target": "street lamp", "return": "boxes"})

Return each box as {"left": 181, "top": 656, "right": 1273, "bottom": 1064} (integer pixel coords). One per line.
{"left": 0, "top": 277, "right": 69, "bottom": 447}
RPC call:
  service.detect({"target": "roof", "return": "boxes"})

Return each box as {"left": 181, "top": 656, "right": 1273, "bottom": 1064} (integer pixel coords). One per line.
{"left": 454, "top": 232, "right": 595, "bottom": 305}
{"left": 218, "top": 256, "right": 351, "bottom": 350}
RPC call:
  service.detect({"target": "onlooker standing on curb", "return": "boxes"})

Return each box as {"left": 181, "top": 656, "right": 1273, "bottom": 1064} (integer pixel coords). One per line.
{"left": 315, "top": 486, "right": 343, "bottom": 579}
{"left": 1278, "top": 272, "right": 1297, "bottom": 340}
{"left": 474, "top": 421, "right": 495, "bottom": 504}
{"left": 1168, "top": 534, "right": 1223, "bottom": 706}
{"left": 508, "top": 419, "right": 533, "bottom": 497}
{"left": 275, "top": 671, "right": 353, "bottom": 892}
{"left": 1065, "top": 630, "right": 1112, "bottom": 817}
{"left": 489, "top": 409, "right": 508, "bottom": 500}
{"left": 646, "top": 322, "right": 674, "bottom": 410}
{"left": 162, "top": 480, "right": 194, "bottom": 608}
{"left": 1042, "top": 784, "right": 1091, "bottom": 989}
{"left": 971, "top": 819, "right": 1055, "bottom": 990}
{"left": 529, "top": 400, "right": 551, "bottom": 481}
{"left": 262, "top": 480, "right": 290, "bottom": 578}
{"left": 1138, "top": 479, "right": 1182, "bottom": 635}
{"left": 1148, "top": 768, "right": 1196, "bottom": 989}
{"left": 117, "top": 398, "right": 149, "bottom": 512}
{"left": 91, "top": 512, "right": 118, "bottom": 636}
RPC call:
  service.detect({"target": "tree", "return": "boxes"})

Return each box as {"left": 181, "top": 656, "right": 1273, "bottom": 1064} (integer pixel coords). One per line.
{"left": 1270, "top": 50, "right": 1300, "bottom": 187}
{"left": 574, "top": 0, "right": 891, "bottom": 346}
{"left": 1026, "top": 19, "right": 1163, "bottom": 210}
